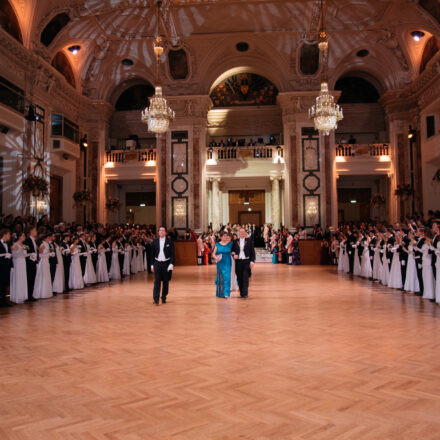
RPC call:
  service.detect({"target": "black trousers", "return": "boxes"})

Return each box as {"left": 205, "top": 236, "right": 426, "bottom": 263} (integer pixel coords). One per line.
{"left": 400, "top": 258, "right": 408, "bottom": 286}
{"left": 80, "top": 256, "right": 86, "bottom": 276}
{"left": 236, "top": 259, "right": 250, "bottom": 297}
{"left": 118, "top": 254, "right": 124, "bottom": 277}
{"left": 49, "top": 259, "right": 57, "bottom": 283}
{"left": 348, "top": 252, "right": 354, "bottom": 273}
{"left": 153, "top": 261, "right": 171, "bottom": 302}
{"left": 26, "top": 260, "right": 37, "bottom": 300}
{"left": 415, "top": 261, "right": 424, "bottom": 293}
{"left": 63, "top": 256, "right": 70, "bottom": 290}
{"left": 0, "top": 266, "right": 11, "bottom": 302}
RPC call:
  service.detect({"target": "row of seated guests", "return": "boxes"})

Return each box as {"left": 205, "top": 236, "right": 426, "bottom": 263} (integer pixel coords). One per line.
{"left": 334, "top": 220, "right": 440, "bottom": 303}
{"left": 0, "top": 220, "right": 156, "bottom": 307}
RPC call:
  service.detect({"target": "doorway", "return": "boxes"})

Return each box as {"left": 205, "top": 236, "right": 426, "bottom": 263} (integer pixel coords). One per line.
{"left": 229, "top": 190, "right": 265, "bottom": 225}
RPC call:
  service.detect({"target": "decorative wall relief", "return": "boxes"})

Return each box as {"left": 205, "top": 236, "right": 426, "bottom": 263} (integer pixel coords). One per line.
{"left": 301, "top": 128, "right": 321, "bottom": 227}
{"left": 171, "top": 131, "right": 189, "bottom": 230}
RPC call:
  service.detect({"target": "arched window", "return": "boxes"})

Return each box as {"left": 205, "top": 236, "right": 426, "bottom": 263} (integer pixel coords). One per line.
{"left": 115, "top": 84, "right": 155, "bottom": 111}
{"left": 335, "top": 76, "right": 380, "bottom": 103}
{"left": 0, "top": 0, "right": 23, "bottom": 43}
{"left": 41, "top": 13, "right": 70, "bottom": 47}
{"left": 51, "top": 52, "right": 76, "bottom": 88}
{"left": 210, "top": 73, "right": 278, "bottom": 107}
{"left": 419, "top": 36, "right": 440, "bottom": 74}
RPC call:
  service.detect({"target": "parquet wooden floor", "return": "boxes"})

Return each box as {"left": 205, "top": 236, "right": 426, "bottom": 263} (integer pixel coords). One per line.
{"left": 1, "top": 265, "right": 440, "bottom": 440}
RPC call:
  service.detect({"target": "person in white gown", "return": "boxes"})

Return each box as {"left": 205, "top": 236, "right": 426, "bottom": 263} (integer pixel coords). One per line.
{"left": 69, "top": 236, "right": 85, "bottom": 290}
{"left": 136, "top": 240, "right": 145, "bottom": 272}
{"left": 83, "top": 236, "right": 97, "bottom": 285}
{"left": 109, "top": 240, "right": 121, "bottom": 280}
{"left": 388, "top": 238, "right": 403, "bottom": 289}
{"left": 130, "top": 241, "right": 138, "bottom": 274}
{"left": 435, "top": 240, "right": 440, "bottom": 304}
{"left": 10, "top": 232, "right": 28, "bottom": 304}
{"left": 372, "top": 234, "right": 383, "bottom": 281}
{"left": 123, "top": 242, "right": 131, "bottom": 276}
{"left": 96, "top": 242, "right": 109, "bottom": 283}
{"left": 52, "top": 237, "right": 65, "bottom": 294}
{"left": 403, "top": 233, "right": 420, "bottom": 293}
{"left": 360, "top": 237, "right": 372, "bottom": 278}
{"left": 380, "top": 244, "right": 390, "bottom": 286}
{"left": 422, "top": 234, "right": 435, "bottom": 301}
{"left": 33, "top": 234, "right": 53, "bottom": 299}
{"left": 338, "top": 238, "right": 346, "bottom": 272}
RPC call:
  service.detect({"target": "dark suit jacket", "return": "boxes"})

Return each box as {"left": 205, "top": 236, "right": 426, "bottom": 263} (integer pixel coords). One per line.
{"left": 0, "top": 241, "right": 12, "bottom": 272}
{"left": 231, "top": 238, "right": 256, "bottom": 263}
{"left": 152, "top": 238, "right": 175, "bottom": 265}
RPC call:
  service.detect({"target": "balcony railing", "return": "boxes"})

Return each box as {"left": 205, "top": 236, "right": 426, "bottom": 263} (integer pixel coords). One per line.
{"left": 207, "top": 145, "right": 284, "bottom": 161}
{"left": 335, "top": 143, "right": 390, "bottom": 157}
{"left": 106, "top": 149, "right": 156, "bottom": 164}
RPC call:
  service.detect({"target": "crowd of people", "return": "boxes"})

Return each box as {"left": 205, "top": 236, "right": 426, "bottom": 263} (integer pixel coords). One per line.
{"left": 0, "top": 214, "right": 157, "bottom": 307}
{"left": 331, "top": 214, "right": 440, "bottom": 304}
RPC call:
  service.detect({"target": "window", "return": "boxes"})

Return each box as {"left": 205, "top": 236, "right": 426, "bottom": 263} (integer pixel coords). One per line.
{"left": 426, "top": 115, "right": 435, "bottom": 138}
{"left": 51, "top": 113, "right": 79, "bottom": 143}
{"left": 0, "top": 75, "right": 24, "bottom": 114}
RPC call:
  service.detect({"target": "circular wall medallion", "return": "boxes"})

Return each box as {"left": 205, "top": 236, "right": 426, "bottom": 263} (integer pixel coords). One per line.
{"left": 171, "top": 176, "right": 188, "bottom": 194}
{"left": 303, "top": 174, "right": 320, "bottom": 192}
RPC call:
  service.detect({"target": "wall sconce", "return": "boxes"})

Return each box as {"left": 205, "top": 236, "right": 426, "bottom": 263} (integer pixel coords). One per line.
{"left": 80, "top": 134, "right": 88, "bottom": 151}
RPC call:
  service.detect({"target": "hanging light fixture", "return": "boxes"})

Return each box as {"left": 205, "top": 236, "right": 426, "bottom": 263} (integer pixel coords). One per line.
{"left": 308, "top": 0, "right": 343, "bottom": 136}
{"left": 141, "top": 1, "right": 175, "bottom": 135}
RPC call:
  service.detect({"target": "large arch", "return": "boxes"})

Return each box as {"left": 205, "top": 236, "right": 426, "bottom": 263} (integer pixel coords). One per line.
{"left": 51, "top": 51, "right": 76, "bottom": 88}
{"left": 0, "top": 0, "right": 23, "bottom": 43}
{"left": 40, "top": 13, "right": 71, "bottom": 47}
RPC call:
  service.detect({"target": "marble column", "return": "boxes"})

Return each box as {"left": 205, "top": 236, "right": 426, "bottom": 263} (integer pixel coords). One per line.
{"left": 271, "top": 177, "right": 280, "bottom": 230}
{"left": 212, "top": 178, "right": 220, "bottom": 230}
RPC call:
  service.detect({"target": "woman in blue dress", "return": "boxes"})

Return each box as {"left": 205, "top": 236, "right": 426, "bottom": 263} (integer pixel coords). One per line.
{"left": 212, "top": 231, "right": 233, "bottom": 298}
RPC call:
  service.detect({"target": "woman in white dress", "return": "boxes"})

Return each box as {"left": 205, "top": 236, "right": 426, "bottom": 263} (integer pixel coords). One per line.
{"left": 422, "top": 234, "right": 435, "bottom": 301}
{"left": 435, "top": 240, "right": 440, "bottom": 304}
{"left": 379, "top": 239, "right": 390, "bottom": 286}
{"left": 130, "top": 241, "right": 138, "bottom": 274}
{"left": 96, "top": 242, "right": 109, "bottom": 283}
{"left": 360, "top": 237, "right": 372, "bottom": 278}
{"left": 353, "top": 237, "right": 362, "bottom": 277}
{"left": 52, "top": 236, "right": 65, "bottom": 294}
{"left": 403, "top": 233, "right": 420, "bottom": 293}
{"left": 69, "top": 236, "right": 85, "bottom": 290}
{"left": 136, "top": 240, "right": 145, "bottom": 272}
{"left": 338, "top": 237, "right": 346, "bottom": 272}
{"left": 83, "top": 236, "right": 97, "bottom": 285}
{"left": 372, "top": 234, "right": 382, "bottom": 281}
{"left": 388, "top": 239, "right": 403, "bottom": 289}
{"left": 109, "top": 239, "right": 121, "bottom": 280}
{"left": 123, "top": 242, "right": 131, "bottom": 276}
{"left": 33, "top": 234, "right": 53, "bottom": 299}
{"left": 10, "top": 232, "right": 28, "bottom": 304}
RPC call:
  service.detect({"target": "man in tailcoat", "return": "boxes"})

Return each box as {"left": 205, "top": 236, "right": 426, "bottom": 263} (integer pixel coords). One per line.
{"left": 232, "top": 227, "right": 256, "bottom": 298}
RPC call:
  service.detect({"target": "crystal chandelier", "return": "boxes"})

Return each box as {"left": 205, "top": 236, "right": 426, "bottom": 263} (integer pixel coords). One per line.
{"left": 308, "top": 0, "right": 343, "bottom": 135}
{"left": 309, "top": 82, "right": 343, "bottom": 136}
{"left": 141, "top": 3, "right": 175, "bottom": 135}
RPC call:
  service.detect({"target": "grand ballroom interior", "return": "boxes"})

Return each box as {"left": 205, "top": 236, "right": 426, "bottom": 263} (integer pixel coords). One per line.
{"left": 1, "top": 0, "right": 440, "bottom": 439}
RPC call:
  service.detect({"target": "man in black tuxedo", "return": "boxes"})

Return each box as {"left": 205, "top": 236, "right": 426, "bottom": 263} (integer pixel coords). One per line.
{"left": 61, "top": 233, "right": 71, "bottom": 291}
{"left": 432, "top": 222, "right": 439, "bottom": 280}
{"left": 48, "top": 233, "right": 57, "bottom": 284}
{"left": 399, "top": 229, "right": 410, "bottom": 287}
{"left": 232, "top": 227, "right": 256, "bottom": 298}
{"left": 102, "top": 236, "right": 112, "bottom": 275}
{"left": 78, "top": 233, "right": 87, "bottom": 276}
{"left": 414, "top": 228, "right": 425, "bottom": 296}
{"left": 24, "top": 226, "right": 38, "bottom": 302}
{"left": 0, "top": 228, "right": 13, "bottom": 307}
{"left": 150, "top": 226, "right": 175, "bottom": 305}
{"left": 90, "top": 233, "right": 98, "bottom": 273}
{"left": 346, "top": 229, "right": 355, "bottom": 274}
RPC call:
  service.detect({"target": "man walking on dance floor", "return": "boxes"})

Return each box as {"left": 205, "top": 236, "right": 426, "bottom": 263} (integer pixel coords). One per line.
{"left": 151, "top": 226, "right": 175, "bottom": 305}
{"left": 232, "top": 227, "right": 256, "bottom": 298}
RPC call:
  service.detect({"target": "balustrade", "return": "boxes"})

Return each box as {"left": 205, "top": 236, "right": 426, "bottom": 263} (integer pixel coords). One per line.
{"left": 206, "top": 145, "right": 283, "bottom": 161}
{"left": 105, "top": 149, "right": 156, "bottom": 164}
{"left": 335, "top": 143, "right": 390, "bottom": 157}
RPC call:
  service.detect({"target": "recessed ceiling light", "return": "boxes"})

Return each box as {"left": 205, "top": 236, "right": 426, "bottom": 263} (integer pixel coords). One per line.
{"left": 68, "top": 45, "right": 80, "bottom": 54}
{"left": 411, "top": 30, "right": 425, "bottom": 42}
{"left": 236, "top": 42, "right": 249, "bottom": 52}
{"left": 356, "top": 49, "right": 369, "bottom": 58}
{"left": 122, "top": 58, "right": 134, "bottom": 66}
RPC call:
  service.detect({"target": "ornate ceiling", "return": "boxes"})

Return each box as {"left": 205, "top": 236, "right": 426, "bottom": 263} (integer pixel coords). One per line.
{"left": 5, "top": 0, "right": 440, "bottom": 101}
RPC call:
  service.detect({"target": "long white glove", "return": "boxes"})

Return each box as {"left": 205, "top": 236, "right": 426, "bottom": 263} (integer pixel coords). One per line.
{"left": 167, "top": 264, "right": 174, "bottom": 271}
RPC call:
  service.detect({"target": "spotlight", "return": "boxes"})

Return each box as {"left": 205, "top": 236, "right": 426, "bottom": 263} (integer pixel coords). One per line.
{"left": 408, "top": 125, "right": 416, "bottom": 140}
{"left": 80, "top": 134, "right": 88, "bottom": 150}
{"left": 410, "top": 31, "right": 425, "bottom": 42}
{"left": 68, "top": 45, "right": 81, "bottom": 54}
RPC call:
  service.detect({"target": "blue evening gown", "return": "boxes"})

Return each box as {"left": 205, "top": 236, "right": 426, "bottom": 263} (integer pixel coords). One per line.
{"left": 215, "top": 242, "right": 232, "bottom": 297}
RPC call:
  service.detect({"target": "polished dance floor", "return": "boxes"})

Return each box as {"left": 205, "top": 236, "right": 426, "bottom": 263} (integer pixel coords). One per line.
{"left": 1, "top": 265, "right": 440, "bottom": 439}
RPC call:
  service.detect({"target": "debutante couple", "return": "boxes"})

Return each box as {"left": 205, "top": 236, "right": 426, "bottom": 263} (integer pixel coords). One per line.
{"left": 212, "top": 227, "right": 256, "bottom": 298}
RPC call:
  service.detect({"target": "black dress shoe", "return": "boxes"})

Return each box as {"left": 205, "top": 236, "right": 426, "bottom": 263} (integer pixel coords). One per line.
{"left": 415, "top": 292, "right": 423, "bottom": 296}
{"left": 161, "top": 298, "right": 167, "bottom": 304}
{"left": 153, "top": 301, "right": 159, "bottom": 305}
{"left": 26, "top": 298, "right": 37, "bottom": 302}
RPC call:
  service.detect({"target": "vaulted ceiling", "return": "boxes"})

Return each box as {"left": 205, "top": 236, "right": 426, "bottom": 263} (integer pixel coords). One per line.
{"left": 5, "top": 0, "right": 440, "bottom": 101}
